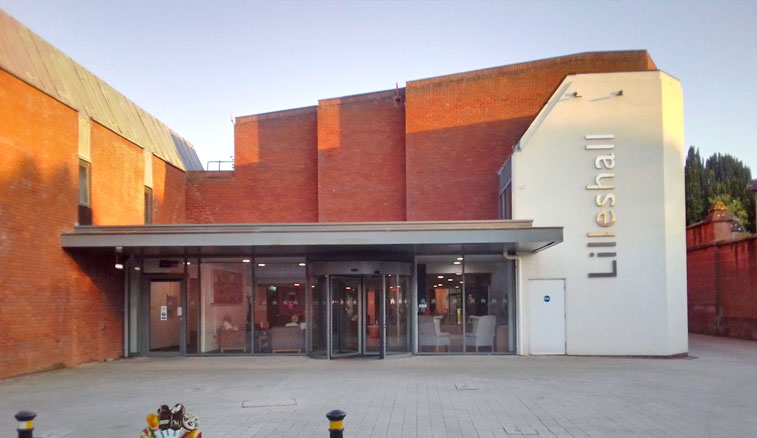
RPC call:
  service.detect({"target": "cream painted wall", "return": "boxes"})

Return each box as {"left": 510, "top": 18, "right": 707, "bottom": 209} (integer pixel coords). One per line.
{"left": 512, "top": 71, "right": 687, "bottom": 356}
{"left": 661, "top": 75, "right": 688, "bottom": 353}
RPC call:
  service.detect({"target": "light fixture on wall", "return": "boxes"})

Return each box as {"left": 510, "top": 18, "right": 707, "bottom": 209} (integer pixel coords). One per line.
{"left": 615, "top": 90, "right": 624, "bottom": 96}
{"left": 242, "top": 259, "right": 251, "bottom": 263}
{"left": 115, "top": 247, "right": 123, "bottom": 270}
{"left": 572, "top": 91, "right": 582, "bottom": 98}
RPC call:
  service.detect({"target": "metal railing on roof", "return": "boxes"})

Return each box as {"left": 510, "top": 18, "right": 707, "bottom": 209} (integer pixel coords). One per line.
{"left": 206, "top": 160, "right": 234, "bottom": 171}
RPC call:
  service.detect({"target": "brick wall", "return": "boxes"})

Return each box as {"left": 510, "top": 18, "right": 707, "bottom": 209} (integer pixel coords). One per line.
{"left": 184, "top": 171, "right": 239, "bottom": 223}
{"left": 0, "top": 70, "right": 124, "bottom": 379}
{"left": 317, "top": 90, "right": 406, "bottom": 222}
{"left": 152, "top": 156, "right": 186, "bottom": 224}
{"left": 687, "top": 246, "right": 718, "bottom": 335}
{"left": 687, "top": 236, "right": 757, "bottom": 339}
{"left": 185, "top": 51, "right": 657, "bottom": 225}
{"left": 405, "top": 51, "right": 657, "bottom": 220}
{"left": 90, "top": 122, "right": 145, "bottom": 225}
{"left": 185, "top": 107, "right": 318, "bottom": 223}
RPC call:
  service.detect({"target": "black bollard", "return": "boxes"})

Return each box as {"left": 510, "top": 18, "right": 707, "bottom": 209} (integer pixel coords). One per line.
{"left": 326, "top": 409, "right": 346, "bottom": 438}
{"left": 15, "top": 411, "right": 36, "bottom": 438}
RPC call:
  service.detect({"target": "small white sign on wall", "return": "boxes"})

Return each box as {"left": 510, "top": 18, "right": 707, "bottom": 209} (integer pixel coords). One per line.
{"left": 160, "top": 306, "right": 167, "bottom": 321}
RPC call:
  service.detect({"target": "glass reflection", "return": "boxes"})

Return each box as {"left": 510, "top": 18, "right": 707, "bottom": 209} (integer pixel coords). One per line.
{"left": 386, "top": 274, "right": 410, "bottom": 354}
{"left": 464, "top": 255, "right": 515, "bottom": 353}
{"left": 310, "top": 275, "right": 329, "bottom": 357}
{"left": 199, "top": 259, "right": 252, "bottom": 354}
{"left": 331, "top": 277, "right": 360, "bottom": 355}
{"left": 364, "top": 276, "right": 381, "bottom": 354}
{"left": 186, "top": 259, "right": 199, "bottom": 354}
{"left": 253, "top": 260, "right": 307, "bottom": 354}
{"left": 417, "top": 256, "right": 464, "bottom": 352}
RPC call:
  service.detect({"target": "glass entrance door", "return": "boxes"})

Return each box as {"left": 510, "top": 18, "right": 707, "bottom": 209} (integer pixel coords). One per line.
{"left": 308, "top": 262, "right": 412, "bottom": 359}
{"left": 330, "top": 276, "right": 361, "bottom": 357}
{"left": 148, "top": 280, "right": 182, "bottom": 354}
{"left": 362, "top": 276, "right": 381, "bottom": 355}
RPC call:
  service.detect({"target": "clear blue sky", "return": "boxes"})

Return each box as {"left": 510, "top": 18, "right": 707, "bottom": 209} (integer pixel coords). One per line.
{"left": 1, "top": 1, "right": 755, "bottom": 173}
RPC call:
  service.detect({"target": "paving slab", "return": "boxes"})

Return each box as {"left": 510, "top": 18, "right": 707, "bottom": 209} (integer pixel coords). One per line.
{"left": 1, "top": 334, "right": 756, "bottom": 437}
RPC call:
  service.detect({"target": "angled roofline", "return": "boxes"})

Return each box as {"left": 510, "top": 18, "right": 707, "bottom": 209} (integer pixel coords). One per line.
{"left": 407, "top": 50, "right": 656, "bottom": 87}
{"left": 512, "top": 70, "right": 674, "bottom": 153}
{"left": 0, "top": 9, "right": 202, "bottom": 171}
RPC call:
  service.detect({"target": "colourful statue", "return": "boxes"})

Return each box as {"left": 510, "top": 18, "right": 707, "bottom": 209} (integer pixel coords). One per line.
{"left": 140, "top": 404, "right": 201, "bottom": 438}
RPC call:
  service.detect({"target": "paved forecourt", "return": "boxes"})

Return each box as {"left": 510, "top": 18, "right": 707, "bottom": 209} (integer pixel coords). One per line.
{"left": 1, "top": 334, "right": 756, "bottom": 437}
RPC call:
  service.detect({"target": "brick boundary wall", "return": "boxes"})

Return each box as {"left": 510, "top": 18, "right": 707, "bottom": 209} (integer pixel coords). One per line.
{"left": 687, "top": 235, "right": 757, "bottom": 340}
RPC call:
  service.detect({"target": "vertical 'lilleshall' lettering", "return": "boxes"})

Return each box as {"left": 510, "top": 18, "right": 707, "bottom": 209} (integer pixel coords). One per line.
{"left": 585, "top": 134, "right": 618, "bottom": 278}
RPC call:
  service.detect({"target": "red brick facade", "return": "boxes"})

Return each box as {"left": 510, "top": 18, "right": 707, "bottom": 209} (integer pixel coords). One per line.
{"left": 317, "top": 90, "right": 407, "bottom": 222}
{"left": 152, "top": 156, "right": 186, "bottom": 224}
{"left": 406, "top": 51, "right": 656, "bottom": 220}
{"left": 0, "top": 69, "right": 190, "bottom": 378}
{"left": 687, "top": 221, "right": 757, "bottom": 340}
{"left": 91, "top": 122, "right": 145, "bottom": 225}
{"left": 189, "top": 50, "right": 657, "bottom": 223}
{"left": 0, "top": 70, "right": 124, "bottom": 379}
{"left": 186, "top": 107, "right": 318, "bottom": 223}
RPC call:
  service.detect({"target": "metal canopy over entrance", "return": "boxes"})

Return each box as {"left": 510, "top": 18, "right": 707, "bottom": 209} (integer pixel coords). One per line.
{"left": 60, "top": 220, "right": 563, "bottom": 256}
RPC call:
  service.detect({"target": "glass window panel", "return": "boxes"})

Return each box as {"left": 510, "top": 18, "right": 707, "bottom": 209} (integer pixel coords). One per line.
{"left": 254, "top": 259, "right": 306, "bottom": 354}
{"left": 254, "top": 258, "right": 306, "bottom": 278}
{"left": 186, "top": 259, "right": 200, "bottom": 354}
{"left": 309, "top": 275, "right": 328, "bottom": 357}
{"left": 463, "top": 255, "right": 516, "bottom": 353}
{"left": 78, "top": 160, "right": 90, "bottom": 206}
{"left": 331, "top": 276, "right": 360, "bottom": 356}
{"left": 144, "top": 187, "right": 153, "bottom": 224}
{"left": 363, "top": 276, "right": 381, "bottom": 354}
{"left": 416, "top": 255, "right": 464, "bottom": 353}
{"left": 128, "top": 261, "right": 141, "bottom": 354}
{"left": 199, "top": 259, "right": 252, "bottom": 354}
{"left": 254, "top": 281, "right": 306, "bottom": 354}
{"left": 142, "top": 258, "right": 185, "bottom": 274}
{"left": 386, "top": 274, "right": 410, "bottom": 354}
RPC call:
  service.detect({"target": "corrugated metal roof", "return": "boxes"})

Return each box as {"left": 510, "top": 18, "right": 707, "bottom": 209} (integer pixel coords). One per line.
{"left": 0, "top": 9, "right": 202, "bottom": 171}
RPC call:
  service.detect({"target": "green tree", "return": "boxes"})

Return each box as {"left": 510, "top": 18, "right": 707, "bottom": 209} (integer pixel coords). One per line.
{"left": 684, "top": 146, "right": 754, "bottom": 232}
{"left": 685, "top": 147, "right": 706, "bottom": 225}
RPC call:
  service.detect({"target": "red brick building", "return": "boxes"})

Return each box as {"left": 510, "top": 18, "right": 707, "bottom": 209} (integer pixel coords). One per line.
{"left": 1, "top": 8, "right": 686, "bottom": 379}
